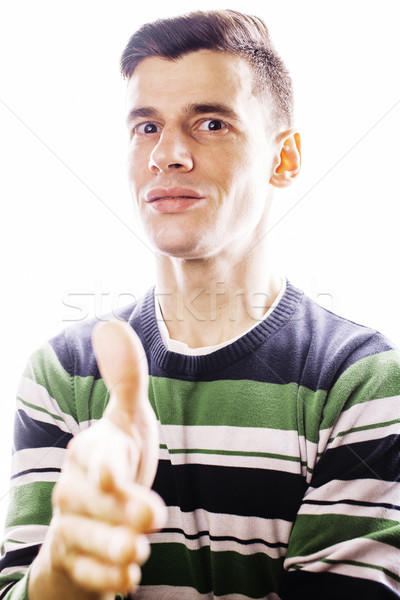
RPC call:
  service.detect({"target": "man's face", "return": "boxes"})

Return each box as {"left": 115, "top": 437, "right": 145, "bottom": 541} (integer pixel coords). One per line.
{"left": 126, "top": 50, "right": 280, "bottom": 259}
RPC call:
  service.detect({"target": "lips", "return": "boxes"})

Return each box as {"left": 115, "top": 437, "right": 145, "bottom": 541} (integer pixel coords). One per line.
{"left": 145, "top": 187, "right": 205, "bottom": 203}
{"left": 144, "top": 187, "right": 206, "bottom": 214}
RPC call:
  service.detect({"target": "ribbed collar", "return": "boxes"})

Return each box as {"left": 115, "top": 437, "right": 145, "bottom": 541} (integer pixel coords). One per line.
{"left": 140, "top": 280, "right": 303, "bottom": 376}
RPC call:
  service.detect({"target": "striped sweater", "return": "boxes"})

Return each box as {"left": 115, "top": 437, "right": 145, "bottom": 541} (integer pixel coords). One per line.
{"left": 1, "top": 281, "right": 400, "bottom": 599}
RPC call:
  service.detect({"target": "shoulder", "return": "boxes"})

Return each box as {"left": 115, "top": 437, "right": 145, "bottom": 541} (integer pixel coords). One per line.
{"left": 282, "top": 282, "right": 399, "bottom": 390}
{"left": 301, "top": 287, "right": 396, "bottom": 357}
{"left": 31, "top": 288, "right": 153, "bottom": 381}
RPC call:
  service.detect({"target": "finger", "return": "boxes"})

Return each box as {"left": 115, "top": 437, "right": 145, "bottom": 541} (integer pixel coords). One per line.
{"left": 53, "top": 469, "right": 167, "bottom": 532}
{"left": 53, "top": 468, "right": 129, "bottom": 524}
{"left": 124, "top": 484, "right": 168, "bottom": 533}
{"left": 66, "top": 419, "right": 140, "bottom": 488}
{"left": 55, "top": 514, "right": 150, "bottom": 566}
{"left": 62, "top": 552, "right": 142, "bottom": 594}
{"left": 92, "top": 320, "right": 159, "bottom": 487}
{"left": 92, "top": 320, "right": 148, "bottom": 429}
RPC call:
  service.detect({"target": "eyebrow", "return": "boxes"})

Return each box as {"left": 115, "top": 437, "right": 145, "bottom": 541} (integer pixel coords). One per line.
{"left": 126, "top": 102, "right": 240, "bottom": 126}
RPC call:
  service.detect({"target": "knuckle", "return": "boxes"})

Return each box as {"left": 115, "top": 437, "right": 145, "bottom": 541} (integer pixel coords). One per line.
{"left": 52, "top": 480, "right": 69, "bottom": 511}
{"left": 56, "top": 517, "right": 71, "bottom": 548}
{"left": 118, "top": 563, "right": 141, "bottom": 593}
{"left": 134, "top": 534, "right": 150, "bottom": 565}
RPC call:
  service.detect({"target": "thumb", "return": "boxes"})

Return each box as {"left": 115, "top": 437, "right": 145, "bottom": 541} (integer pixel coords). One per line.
{"left": 92, "top": 319, "right": 158, "bottom": 487}
{"left": 92, "top": 319, "right": 148, "bottom": 426}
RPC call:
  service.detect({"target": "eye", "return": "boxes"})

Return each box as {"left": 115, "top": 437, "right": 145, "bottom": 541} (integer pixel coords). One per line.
{"left": 134, "top": 122, "right": 161, "bottom": 135}
{"left": 197, "top": 119, "right": 228, "bottom": 132}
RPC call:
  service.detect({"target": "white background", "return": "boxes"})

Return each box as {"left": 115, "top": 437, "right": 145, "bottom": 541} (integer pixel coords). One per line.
{"left": 0, "top": 0, "right": 399, "bottom": 528}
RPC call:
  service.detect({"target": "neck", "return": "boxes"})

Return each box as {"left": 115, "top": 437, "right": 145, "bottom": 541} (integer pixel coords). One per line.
{"left": 155, "top": 233, "right": 281, "bottom": 348}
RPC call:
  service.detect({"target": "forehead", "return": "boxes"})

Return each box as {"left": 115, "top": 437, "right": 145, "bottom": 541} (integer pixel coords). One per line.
{"left": 126, "top": 50, "right": 256, "bottom": 111}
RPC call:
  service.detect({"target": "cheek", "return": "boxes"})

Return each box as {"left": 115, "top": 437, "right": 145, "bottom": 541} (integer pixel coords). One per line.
{"left": 127, "top": 149, "right": 148, "bottom": 190}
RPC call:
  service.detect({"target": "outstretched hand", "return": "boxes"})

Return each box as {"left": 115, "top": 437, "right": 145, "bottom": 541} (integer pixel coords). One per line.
{"left": 29, "top": 320, "right": 165, "bottom": 600}
{"left": 84, "top": 319, "right": 160, "bottom": 489}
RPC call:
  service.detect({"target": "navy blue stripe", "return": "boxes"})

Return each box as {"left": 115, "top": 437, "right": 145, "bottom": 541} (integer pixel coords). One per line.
{"left": 162, "top": 527, "right": 288, "bottom": 549}
{"left": 303, "top": 498, "right": 400, "bottom": 512}
{"left": 48, "top": 283, "right": 392, "bottom": 392}
{"left": 280, "top": 570, "right": 398, "bottom": 599}
{"left": 311, "top": 435, "right": 400, "bottom": 486}
{"left": 0, "top": 583, "right": 16, "bottom": 600}
{"left": 13, "top": 410, "right": 72, "bottom": 452}
{"left": 0, "top": 545, "right": 40, "bottom": 572}
{"left": 11, "top": 467, "right": 62, "bottom": 480}
{"left": 146, "top": 284, "right": 387, "bottom": 386}
{"left": 153, "top": 460, "right": 306, "bottom": 521}
{"left": 49, "top": 301, "right": 143, "bottom": 380}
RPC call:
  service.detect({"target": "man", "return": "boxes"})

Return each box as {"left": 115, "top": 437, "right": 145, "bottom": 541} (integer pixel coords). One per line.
{"left": 1, "top": 9, "right": 399, "bottom": 600}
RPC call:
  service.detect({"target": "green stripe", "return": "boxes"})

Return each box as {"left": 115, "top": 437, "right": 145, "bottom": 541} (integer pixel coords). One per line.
{"left": 0, "top": 573, "right": 28, "bottom": 600}
{"left": 162, "top": 445, "right": 301, "bottom": 463}
{"left": 297, "top": 387, "right": 328, "bottom": 443}
{"left": 287, "top": 514, "right": 400, "bottom": 558}
{"left": 150, "top": 376, "right": 330, "bottom": 444}
{"left": 150, "top": 377, "right": 300, "bottom": 430}
{"left": 17, "top": 397, "right": 64, "bottom": 422}
{"left": 142, "top": 543, "right": 284, "bottom": 597}
{"left": 329, "top": 417, "right": 400, "bottom": 441}
{"left": 5, "top": 482, "right": 55, "bottom": 528}
{"left": 74, "top": 375, "right": 109, "bottom": 422}
{"left": 23, "top": 342, "right": 109, "bottom": 424}
{"left": 327, "top": 350, "right": 400, "bottom": 420}
{"left": 24, "top": 343, "right": 76, "bottom": 419}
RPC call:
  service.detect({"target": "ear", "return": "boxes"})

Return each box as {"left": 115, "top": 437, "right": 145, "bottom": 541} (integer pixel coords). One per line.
{"left": 270, "top": 131, "right": 301, "bottom": 189}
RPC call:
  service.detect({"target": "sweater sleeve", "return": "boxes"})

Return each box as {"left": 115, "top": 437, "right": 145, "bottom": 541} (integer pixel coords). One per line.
{"left": 0, "top": 329, "right": 109, "bottom": 600}
{"left": 0, "top": 340, "right": 79, "bottom": 599}
{"left": 281, "top": 343, "right": 400, "bottom": 599}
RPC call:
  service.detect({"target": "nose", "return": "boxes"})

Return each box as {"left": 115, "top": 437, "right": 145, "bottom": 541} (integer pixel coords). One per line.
{"left": 149, "top": 125, "right": 194, "bottom": 174}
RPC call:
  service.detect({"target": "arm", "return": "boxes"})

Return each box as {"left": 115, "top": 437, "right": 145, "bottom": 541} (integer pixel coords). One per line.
{"left": 281, "top": 346, "right": 400, "bottom": 599}
{"left": 28, "top": 420, "right": 164, "bottom": 600}
{"left": 0, "top": 320, "right": 165, "bottom": 600}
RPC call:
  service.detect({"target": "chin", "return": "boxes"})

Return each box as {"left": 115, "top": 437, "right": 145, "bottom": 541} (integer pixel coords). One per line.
{"left": 149, "top": 232, "right": 211, "bottom": 259}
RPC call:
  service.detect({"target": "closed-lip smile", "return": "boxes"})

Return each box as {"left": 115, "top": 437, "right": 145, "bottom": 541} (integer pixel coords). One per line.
{"left": 145, "top": 187, "right": 205, "bottom": 203}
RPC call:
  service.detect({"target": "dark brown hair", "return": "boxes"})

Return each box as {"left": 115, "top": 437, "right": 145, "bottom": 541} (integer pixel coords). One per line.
{"left": 120, "top": 9, "right": 294, "bottom": 128}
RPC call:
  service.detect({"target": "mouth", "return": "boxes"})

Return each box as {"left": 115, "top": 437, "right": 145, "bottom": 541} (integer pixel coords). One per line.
{"left": 145, "top": 187, "right": 205, "bottom": 213}
{"left": 145, "top": 187, "right": 205, "bottom": 203}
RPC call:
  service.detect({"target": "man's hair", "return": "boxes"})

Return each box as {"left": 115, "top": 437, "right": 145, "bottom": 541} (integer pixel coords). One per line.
{"left": 120, "top": 9, "right": 294, "bottom": 129}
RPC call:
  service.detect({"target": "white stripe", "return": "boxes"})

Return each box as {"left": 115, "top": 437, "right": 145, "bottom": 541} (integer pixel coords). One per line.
{"left": 149, "top": 506, "right": 290, "bottom": 559}
{"left": 285, "top": 537, "right": 400, "bottom": 592}
{"left": 12, "top": 447, "right": 65, "bottom": 474}
{"left": 133, "top": 586, "right": 212, "bottom": 600}
{"left": 328, "top": 421, "right": 400, "bottom": 448}
{"left": 159, "top": 448, "right": 303, "bottom": 474}
{"left": 158, "top": 423, "right": 314, "bottom": 476}
{"left": 303, "top": 477, "right": 400, "bottom": 517}
{"left": 78, "top": 418, "right": 99, "bottom": 432}
{"left": 167, "top": 506, "right": 292, "bottom": 539}
{"left": 328, "top": 395, "right": 400, "bottom": 444}
{"left": 160, "top": 424, "right": 304, "bottom": 457}
{"left": 10, "top": 470, "right": 61, "bottom": 488}
{"left": 216, "top": 594, "right": 281, "bottom": 600}
{"left": 16, "top": 396, "right": 71, "bottom": 434}
{"left": 17, "top": 376, "right": 80, "bottom": 434}
{"left": 0, "top": 566, "right": 28, "bottom": 576}
{"left": 299, "top": 500, "right": 400, "bottom": 522}
{"left": 134, "top": 585, "right": 281, "bottom": 600}
{"left": 3, "top": 525, "right": 48, "bottom": 551}
{"left": 9, "top": 446, "right": 66, "bottom": 488}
